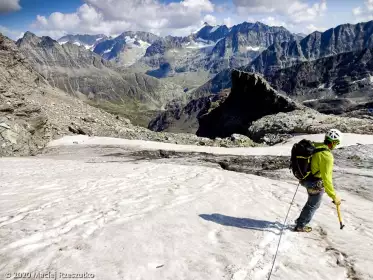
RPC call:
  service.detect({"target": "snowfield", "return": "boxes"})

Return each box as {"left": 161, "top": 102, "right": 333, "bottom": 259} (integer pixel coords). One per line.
{"left": 48, "top": 133, "right": 373, "bottom": 156}
{"left": 1, "top": 134, "right": 373, "bottom": 280}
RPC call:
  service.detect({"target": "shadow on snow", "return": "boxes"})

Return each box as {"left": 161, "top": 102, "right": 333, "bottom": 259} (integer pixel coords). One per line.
{"left": 199, "top": 213, "right": 285, "bottom": 235}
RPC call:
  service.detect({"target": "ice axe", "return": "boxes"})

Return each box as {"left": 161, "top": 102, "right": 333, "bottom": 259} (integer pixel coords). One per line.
{"left": 336, "top": 204, "right": 345, "bottom": 230}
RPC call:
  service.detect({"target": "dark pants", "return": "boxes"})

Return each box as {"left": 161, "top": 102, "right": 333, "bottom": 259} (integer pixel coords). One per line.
{"left": 296, "top": 180, "right": 324, "bottom": 228}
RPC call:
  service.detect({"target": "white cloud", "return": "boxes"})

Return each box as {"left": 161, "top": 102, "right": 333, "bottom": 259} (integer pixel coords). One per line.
{"left": 367, "top": 0, "right": 373, "bottom": 11}
{"left": 32, "top": 0, "right": 215, "bottom": 39}
{"left": 260, "top": 16, "right": 287, "bottom": 27}
{"left": 247, "top": 16, "right": 257, "bottom": 23}
{"left": 233, "top": 0, "right": 327, "bottom": 24}
{"left": 16, "top": 32, "right": 24, "bottom": 40}
{"left": 306, "top": 24, "right": 327, "bottom": 33}
{"left": 352, "top": 7, "right": 362, "bottom": 16}
{"left": 0, "top": 0, "right": 20, "bottom": 13}
{"left": 203, "top": 14, "right": 217, "bottom": 25}
{"left": 352, "top": 0, "right": 373, "bottom": 22}
{"left": 223, "top": 17, "right": 234, "bottom": 28}
{"left": 216, "top": 4, "right": 230, "bottom": 14}
{"left": 0, "top": 25, "right": 23, "bottom": 40}
{"left": 290, "top": 1, "right": 327, "bottom": 23}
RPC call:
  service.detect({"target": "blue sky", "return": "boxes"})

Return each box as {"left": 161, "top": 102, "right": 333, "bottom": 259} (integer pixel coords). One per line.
{"left": 0, "top": 0, "right": 372, "bottom": 40}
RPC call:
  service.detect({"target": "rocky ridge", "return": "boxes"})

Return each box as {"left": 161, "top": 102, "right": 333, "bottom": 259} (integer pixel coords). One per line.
{"left": 249, "top": 21, "right": 373, "bottom": 75}
{"left": 266, "top": 47, "right": 373, "bottom": 98}
{"left": 248, "top": 109, "right": 373, "bottom": 144}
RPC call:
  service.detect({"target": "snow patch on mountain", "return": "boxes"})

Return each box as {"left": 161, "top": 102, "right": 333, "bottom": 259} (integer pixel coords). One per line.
{"left": 57, "top": 40, "right": 96, "bottom": 51}
{"left": 210, "top": 26, "right": 220, "bottom": 33}
{"left": 185, "top": 40, "right": 216, "bottom": 49}
{"left": 246, "top": 46, "right": 261, "bottom": 51}
{"left": 106, "top": 36, "right": 152, "bottom": 66}
{"left": 124, "top": 36, "right": 151, "bottom": 49}
{"left": 195, "top": 38, "right": 212, "bottom": 44}
{"left": 318, "top": 84, "right": 326, "bottom": 89}
{"left": 103, "top": 47, "right": 113, "bottom": 54}
{"left": 57, "top": 34, "right": 109, "bottom": 52}
{"left": 85, "top": 45, "right": 95, "bottom": 51}
{"left": 125, "top": 36, "right": 136, "bottom": 45}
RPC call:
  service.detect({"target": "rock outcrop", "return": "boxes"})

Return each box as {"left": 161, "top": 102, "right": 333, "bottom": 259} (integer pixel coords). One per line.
{"left": 302, "top": 98, "right": 358, "bottom": 115}
{"left": 196, "top": 70, "right": 300, "bottom": 138}
{"left": 248, "top": 109, "right": 373, "bottom": 144}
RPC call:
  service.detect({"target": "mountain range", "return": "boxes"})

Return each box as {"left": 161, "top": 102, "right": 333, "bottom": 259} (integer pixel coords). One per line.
{"left": 148, "top": 21, "right": 373, "bottom": 134}
{"left": 16, "top": 32, "right": 186, "bottom": 126}
{"left": 5, "top": 19, "right": 373, "bottom": 138}
{"left": 59, "top": 22, "right": 301, "bottom": 91}
{"left": 192, "top": 20, "right": 373, "bottom": 97}
{"left": 1, "top": 31, "right": 241, "bottom": 157}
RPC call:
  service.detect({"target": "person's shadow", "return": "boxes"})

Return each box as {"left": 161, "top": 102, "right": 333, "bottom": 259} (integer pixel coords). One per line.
{"left": 199, "top": 214, "right": 285, "bottom": 235}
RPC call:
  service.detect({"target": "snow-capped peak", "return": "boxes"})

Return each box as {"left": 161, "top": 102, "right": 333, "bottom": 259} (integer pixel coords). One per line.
{"left": 57, "top": 34, "right": 108, "bottom": 52}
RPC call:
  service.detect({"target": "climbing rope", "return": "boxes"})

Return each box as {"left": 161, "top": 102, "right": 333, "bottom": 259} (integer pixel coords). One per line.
{"left": 267, "top": 183, "right": 300, "bottom": 280}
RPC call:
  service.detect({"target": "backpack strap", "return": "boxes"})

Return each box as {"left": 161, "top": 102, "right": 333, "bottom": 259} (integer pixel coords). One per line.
{"left": 309, "top": 148, "right": 330, "bottom": 178}
{"left": 312, "top": 147, "right": 329, "bottom": 154}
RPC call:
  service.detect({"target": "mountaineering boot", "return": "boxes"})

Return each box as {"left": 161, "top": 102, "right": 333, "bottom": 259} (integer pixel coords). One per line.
{"left": 293, "top": 225, "right": 312, "bottom": 232}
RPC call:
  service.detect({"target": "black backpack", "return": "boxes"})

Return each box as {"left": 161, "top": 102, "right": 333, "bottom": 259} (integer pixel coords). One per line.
{"left": 290, "top": 139, "right": 328, "bottom": 181}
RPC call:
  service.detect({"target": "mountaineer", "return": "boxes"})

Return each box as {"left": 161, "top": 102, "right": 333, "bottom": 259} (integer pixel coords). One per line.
{"left": 290, "top": 129, "right": 343, "bottom": 232}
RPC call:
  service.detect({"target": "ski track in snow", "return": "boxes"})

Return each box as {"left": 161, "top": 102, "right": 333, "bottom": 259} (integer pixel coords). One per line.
{"left": 1, "top": 135, "right": 373, "bottom": 279}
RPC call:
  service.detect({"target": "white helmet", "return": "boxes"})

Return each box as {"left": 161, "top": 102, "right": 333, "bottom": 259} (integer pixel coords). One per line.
{"left": 325, "top": 129, "right": 342, "bottom": 143}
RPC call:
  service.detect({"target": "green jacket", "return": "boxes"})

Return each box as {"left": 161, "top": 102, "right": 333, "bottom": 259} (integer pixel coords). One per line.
{"left": 311, "top": 142, "right": 336, "bottom": 200}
